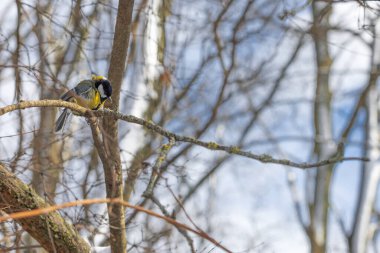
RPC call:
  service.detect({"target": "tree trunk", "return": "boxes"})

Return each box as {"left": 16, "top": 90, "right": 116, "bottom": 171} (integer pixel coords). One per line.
{"left": 309, "top": 2, "right": 335, "bottom": 253}
{"left": 123, "top": 0, "right": 166, "bottom": 202}
{"left": 93, "top": 0, "right": 135, "bottom": 252}
{"left": 350, "top": 22, "right": 380, "bottom": 253}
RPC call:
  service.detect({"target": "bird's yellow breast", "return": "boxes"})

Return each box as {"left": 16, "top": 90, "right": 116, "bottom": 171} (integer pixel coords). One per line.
{"left": 74, "top": 89, "right": 104, "bottom": 110}
{"left": 88, "top": 91, "right": 102, "bottom": 109}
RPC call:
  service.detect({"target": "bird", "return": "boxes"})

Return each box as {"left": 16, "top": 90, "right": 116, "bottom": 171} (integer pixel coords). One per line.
{"left": 55, "top": 75, "right": 112, "bottom": 132}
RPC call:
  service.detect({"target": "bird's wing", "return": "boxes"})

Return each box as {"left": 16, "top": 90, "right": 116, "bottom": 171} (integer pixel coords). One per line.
{"left": 60, "top": 89, "right": 76, "bottom": 101}
{"left": 60, "top": 80, "right": 95, "bottom": 101}
{"left": 74, "top": 80, "right": 95, "bottom": 100}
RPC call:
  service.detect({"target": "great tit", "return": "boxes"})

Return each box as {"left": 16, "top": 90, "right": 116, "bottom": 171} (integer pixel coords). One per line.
{"left": 55, "top": 75, "right": 112, "bottom": 132}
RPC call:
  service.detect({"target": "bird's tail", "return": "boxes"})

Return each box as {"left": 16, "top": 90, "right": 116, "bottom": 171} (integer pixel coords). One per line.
{"left": 55, "top": 108, "right": 70, "bottom": 132}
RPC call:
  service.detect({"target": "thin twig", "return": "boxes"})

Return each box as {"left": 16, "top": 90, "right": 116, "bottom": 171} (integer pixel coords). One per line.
{"left": 143, "top": 137, "right": 176, "bottom": 198}
{"left": 141, "top": 138, "right": 196, "bottom": 252}
{"left": 149, "top": 195, "right": 196, "bottom": 253}
{"left": 0, "top": 198, "right": 232, "bottom": 253}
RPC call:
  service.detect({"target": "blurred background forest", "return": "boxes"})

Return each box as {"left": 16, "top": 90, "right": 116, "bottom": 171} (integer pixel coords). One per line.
{"left": 0, "top": 0, "right": 380, "bottom": 252}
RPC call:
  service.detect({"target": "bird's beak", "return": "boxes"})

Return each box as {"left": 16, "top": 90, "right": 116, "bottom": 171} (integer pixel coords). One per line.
{"left": 108, "top": 97, "right": 113, "bottom": 103}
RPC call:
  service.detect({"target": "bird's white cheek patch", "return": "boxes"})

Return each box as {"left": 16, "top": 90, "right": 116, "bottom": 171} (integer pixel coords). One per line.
{"left": 98, "top": 85, "right": 106, "bottom": 98}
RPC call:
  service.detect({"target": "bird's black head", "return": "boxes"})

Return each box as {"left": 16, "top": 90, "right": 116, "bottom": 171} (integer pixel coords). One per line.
{"left": 95, "top": 79, "right": 112, "bottom": 100}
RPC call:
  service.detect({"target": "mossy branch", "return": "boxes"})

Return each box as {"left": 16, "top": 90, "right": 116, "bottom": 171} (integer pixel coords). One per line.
{"left": 0, "top": 163, "right": 91, "bottom": 253}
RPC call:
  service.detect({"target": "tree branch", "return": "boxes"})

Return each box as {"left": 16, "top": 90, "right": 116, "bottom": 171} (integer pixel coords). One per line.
{"left": 0, "top": 100, "right": 369, "bottom": 169}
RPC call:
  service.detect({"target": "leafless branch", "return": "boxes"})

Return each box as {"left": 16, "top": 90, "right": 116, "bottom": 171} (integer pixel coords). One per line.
{"left": 0, "top": 100, "right": 369, "bottom": 169}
